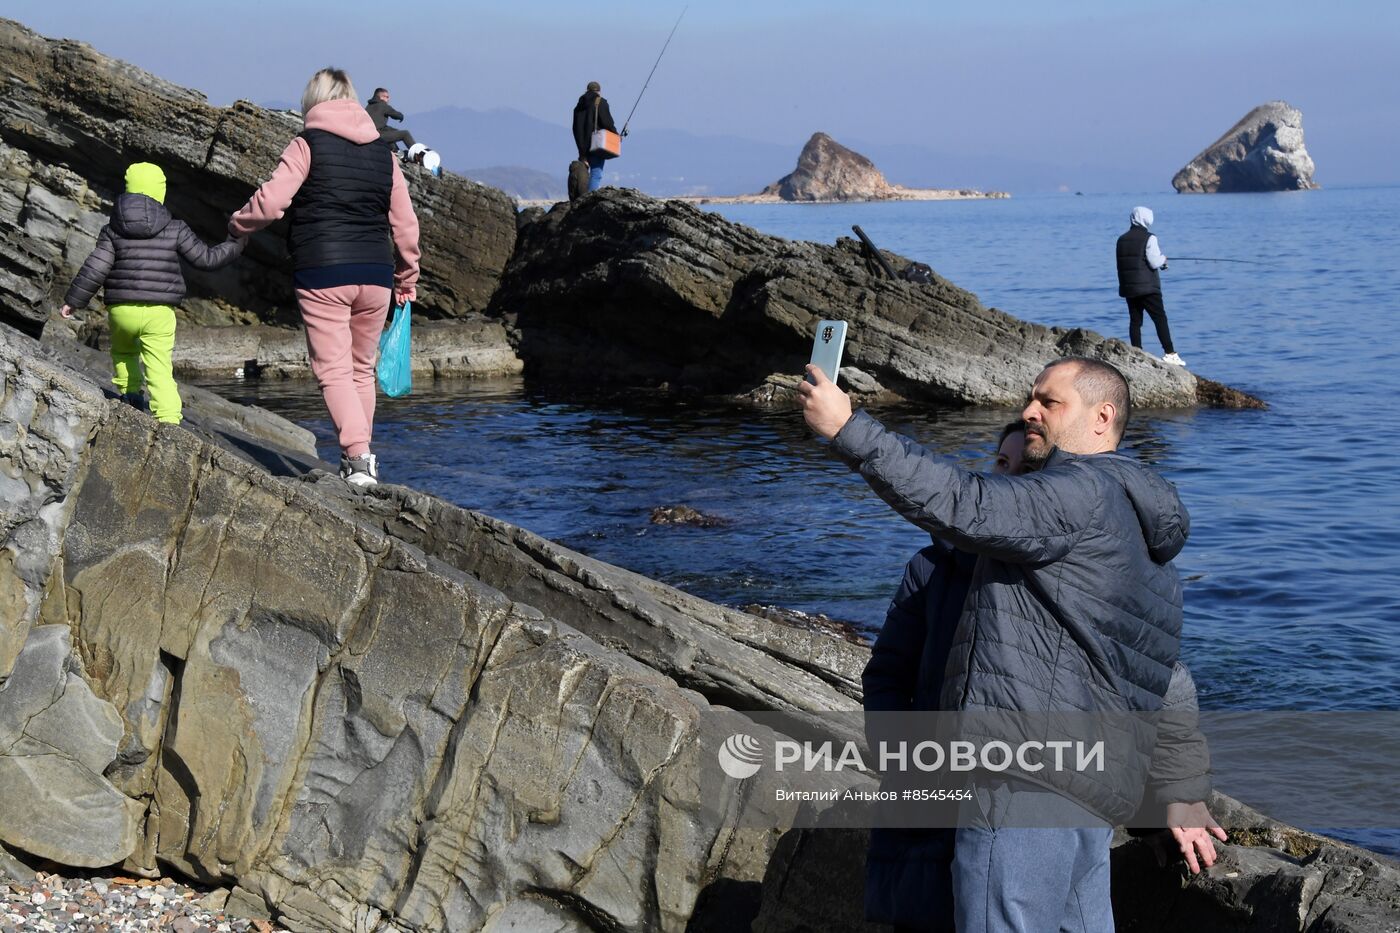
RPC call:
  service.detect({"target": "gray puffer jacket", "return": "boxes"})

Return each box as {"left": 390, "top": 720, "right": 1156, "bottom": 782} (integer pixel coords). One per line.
{"left": 65, "top": 194, "right": 244, "bottom": 309}
{"left": 831, "top": 410, "right": 1189, "bottom": 823}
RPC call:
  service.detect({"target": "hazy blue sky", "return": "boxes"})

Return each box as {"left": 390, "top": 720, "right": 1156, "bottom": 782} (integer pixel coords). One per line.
{"left": 7, "top": 0, "right": 1397, "bottom": 187}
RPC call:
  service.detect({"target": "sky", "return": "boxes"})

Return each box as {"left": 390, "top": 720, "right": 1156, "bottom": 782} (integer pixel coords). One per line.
{"left": 6, "top": 0, "right": 1398, "bottom": 188}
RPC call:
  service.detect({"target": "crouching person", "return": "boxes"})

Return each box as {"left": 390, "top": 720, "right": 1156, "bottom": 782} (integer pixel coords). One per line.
{"left": 61, "top": 162, "right": 245, "bottom": 423}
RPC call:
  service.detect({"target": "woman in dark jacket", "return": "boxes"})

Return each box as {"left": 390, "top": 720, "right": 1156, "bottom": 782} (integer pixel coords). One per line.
{"left": 862, "top": 422, "right": 1024, "bottom": 931}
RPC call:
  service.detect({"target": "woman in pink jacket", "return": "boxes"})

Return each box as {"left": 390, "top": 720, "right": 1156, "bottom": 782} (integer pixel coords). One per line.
{"left": 230, "top": 68, "right": 420, "bottom": 487}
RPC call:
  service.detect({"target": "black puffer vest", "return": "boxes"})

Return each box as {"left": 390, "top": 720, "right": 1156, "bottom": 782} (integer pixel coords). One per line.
{"left": 1116, "top": 224, "right": 1161, "bottom": 298}
{"left": 288, "top": 129, "right": 393, "bottom": 270}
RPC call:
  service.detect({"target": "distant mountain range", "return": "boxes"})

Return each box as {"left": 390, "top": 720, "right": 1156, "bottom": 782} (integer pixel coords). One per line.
{"left": 459, "top": 166, "right": 564, "bottom": 201}
{"left": 261, "top": 101, "right": 1150, "bottom": 198}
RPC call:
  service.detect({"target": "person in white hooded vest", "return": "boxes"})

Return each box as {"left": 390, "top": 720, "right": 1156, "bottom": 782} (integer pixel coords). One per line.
{"left": 1116, "top": 207, "right": 1185, "bottom": 367}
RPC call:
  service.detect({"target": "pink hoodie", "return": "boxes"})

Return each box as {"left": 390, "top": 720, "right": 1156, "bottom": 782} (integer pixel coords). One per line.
{"left": 229, "top": 99, "right": 421, "bottom": 294}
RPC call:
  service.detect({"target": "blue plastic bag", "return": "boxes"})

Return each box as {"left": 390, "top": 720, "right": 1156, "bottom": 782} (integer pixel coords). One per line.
{"left": 377, "top": 300, "right": 412, "bottom": 398}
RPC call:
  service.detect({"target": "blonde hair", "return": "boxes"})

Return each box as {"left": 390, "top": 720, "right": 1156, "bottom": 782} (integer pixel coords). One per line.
{"left": 300, "top": 68, "right": 357, "bottom": 115}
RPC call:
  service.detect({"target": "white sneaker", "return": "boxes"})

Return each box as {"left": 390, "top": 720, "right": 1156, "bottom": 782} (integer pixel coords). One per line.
{"left": 340, "top": 453, "right": 379, "bottom": 487}
{"left": 1162, "top": 352, "right": 1187, "bottom": 367}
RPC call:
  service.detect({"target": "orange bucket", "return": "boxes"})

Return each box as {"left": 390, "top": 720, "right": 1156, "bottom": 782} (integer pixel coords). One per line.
{"left": 590, "top": 129, "right": 622, "bottom": 159}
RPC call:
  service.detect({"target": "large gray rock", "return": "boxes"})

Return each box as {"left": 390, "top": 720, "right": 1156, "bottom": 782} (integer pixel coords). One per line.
{"left": 0, "top": 624, "right": 140, "bottom": 867}
{"left": 0, "top": 321, "right": 791, "bottom": 928}
{"left": 0, "top": 16, "right": 517, "bottom": 337}
{"left": 491, "top": 188, "right": 1263, "bottom": 409}
{"left": 168, "top": 317, "right": 522, "bottom": 381}
{"left": 34, "top": 327, "right": 320, "bottom": 459}
{"left": 1173, "top": 102, "right": 1318, "bottom": 193}
{"left": 328, "top": 480, "right": 868, "bottom": 715}
{"left": 0, "top": 322, "right": 108, "bottom": 673}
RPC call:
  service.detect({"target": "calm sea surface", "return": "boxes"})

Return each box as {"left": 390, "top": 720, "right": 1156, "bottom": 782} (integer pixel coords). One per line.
{"left": 200, "top": 187, "right": 1400, "bottom": 719}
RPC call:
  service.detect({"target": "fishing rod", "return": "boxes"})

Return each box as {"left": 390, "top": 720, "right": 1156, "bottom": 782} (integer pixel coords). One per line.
{"left": 1169, "top": 257, "right": 1273, "bottom": 266}
{"left": 621, "top": 6, "right": 687, "bottom": 136}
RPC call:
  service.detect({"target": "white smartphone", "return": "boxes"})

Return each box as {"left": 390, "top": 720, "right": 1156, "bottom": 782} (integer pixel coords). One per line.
{"left": 807, "top": 320, "right": 848, "bottom": 385}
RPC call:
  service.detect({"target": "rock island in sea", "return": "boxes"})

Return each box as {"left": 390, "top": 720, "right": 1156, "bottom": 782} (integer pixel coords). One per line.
{"left": 673, "top": 131, "right": 1010, "bottom": 205}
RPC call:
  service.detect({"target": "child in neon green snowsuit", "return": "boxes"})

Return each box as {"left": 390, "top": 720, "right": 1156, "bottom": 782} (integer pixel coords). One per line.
{"left": 61, "top": 163, "right": 245, "bottom": 423}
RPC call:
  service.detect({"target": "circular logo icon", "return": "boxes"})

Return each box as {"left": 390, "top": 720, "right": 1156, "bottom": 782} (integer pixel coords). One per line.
{"left": 718, "top": 733, "right": 764, "bottom": 780}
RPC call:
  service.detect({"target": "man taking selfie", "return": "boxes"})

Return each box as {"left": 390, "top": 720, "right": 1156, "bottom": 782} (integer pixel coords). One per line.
{"left": 803, "top": 357, "right": 1188, "bottom": 932}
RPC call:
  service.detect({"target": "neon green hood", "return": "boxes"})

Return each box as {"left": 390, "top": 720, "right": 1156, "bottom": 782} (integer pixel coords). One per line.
{"left": 124, "top": 162, "right": 166, "bottom": 203}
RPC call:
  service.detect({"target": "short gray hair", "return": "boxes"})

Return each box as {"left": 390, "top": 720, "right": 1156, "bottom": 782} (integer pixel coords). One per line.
{"left": 301, "top": 68, "right": 357, "bottom": 115}
{"left": 1044, "top": 357, "right": 1131, "bottom": 441}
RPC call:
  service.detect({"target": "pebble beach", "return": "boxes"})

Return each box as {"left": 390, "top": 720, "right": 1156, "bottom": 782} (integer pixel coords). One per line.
{"left": 0, "top": 872, "right": 284, "bottom": 933}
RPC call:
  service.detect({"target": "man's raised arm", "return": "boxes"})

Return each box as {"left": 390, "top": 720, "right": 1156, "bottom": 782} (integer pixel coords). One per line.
{"left": 799, "top": 365, "right": 1089, "bottom": 562}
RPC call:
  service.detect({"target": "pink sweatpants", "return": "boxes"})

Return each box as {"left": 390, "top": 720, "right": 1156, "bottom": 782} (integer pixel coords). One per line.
{"left": 295, "top": 285, "right": 391, "bottom": 457}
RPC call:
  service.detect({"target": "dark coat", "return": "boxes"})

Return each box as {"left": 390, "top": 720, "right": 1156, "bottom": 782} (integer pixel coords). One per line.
{"left": 832, "top": 410, "right": 1189, "bottom": 824}
{"left": 572, "top": 91, "right": 617, "bottom": 160}
{"left": 64, "top": 194, "right": 243, "bottom": 309}
{"left": 365, "top": 98, "right": 404, "bottom": 132}
{"left": 862, "top": 539, "right": 973, "bottom": 930}
{"left": 861, "top": 537, "right": 1209, "bottom": 926}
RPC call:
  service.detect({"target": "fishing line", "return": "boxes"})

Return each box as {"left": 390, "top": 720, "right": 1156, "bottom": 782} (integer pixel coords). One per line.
{"left": 1170, "top": 257, "right": 1273, "bottom": 266}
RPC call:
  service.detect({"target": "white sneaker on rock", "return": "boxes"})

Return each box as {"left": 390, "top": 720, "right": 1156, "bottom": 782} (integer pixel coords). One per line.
{"left": 340, "top": 453, "right": 379, "bottom": 487}
{"left": 1162, "top": 352, "right": 1187, "bottom": 367}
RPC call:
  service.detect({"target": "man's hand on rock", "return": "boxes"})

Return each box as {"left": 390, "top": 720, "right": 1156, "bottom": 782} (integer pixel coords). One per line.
{"left": 798, "top": 365, "right": 853, "bottom": 440}
{"left": 59, "top": 304, "right": 74, "bottom": 319}
{"left": 1166, "top": 800, "right": 1228, "bottom": 874}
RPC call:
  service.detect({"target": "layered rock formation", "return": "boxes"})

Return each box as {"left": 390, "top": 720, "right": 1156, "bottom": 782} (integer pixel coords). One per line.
{"left": 2, "top": 321, "right": 1394, "bottom": 931}
{"left": 494, "top": 189, "right": 1262, "bottom": 409}
{"left": 1173, "top": 102, "right": 1318, "bottom": 193}
{"left": 0, "top": 322, "right": 804, "bottom": 931}
{"left": 166, "top": 317, "right": 522, "bottom": 381}
{"left": 0, "top": 17, "right": 518, "bottom": 350}
{"left": 762, "top": 133, "right": 898, "bottom": 202}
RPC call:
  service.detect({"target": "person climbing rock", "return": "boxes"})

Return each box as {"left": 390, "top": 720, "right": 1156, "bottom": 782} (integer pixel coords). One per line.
{"left": 60, "top": 161, "right": 245, "bottom": 424}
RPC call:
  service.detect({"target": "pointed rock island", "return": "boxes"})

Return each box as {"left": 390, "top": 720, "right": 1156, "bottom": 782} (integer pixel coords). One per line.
{"left": 683, "top": 132, "right": 1008, "bottom": 204}
{"left": 1173, "top": 101, "right": 1318, "bottom": 193}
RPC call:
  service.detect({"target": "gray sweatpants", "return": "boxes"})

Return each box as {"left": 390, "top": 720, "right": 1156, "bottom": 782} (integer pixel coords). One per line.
{"left": 952, "top": 778, "right": 1115, "bottom": 933}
